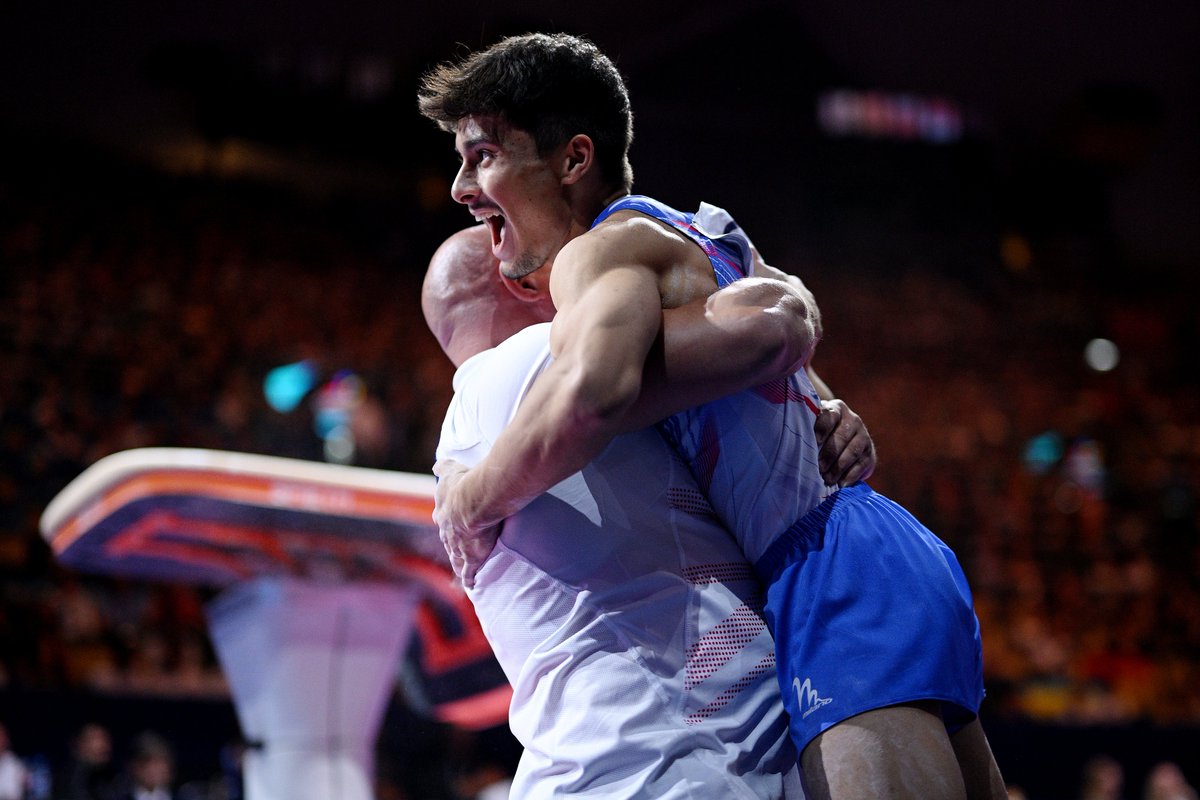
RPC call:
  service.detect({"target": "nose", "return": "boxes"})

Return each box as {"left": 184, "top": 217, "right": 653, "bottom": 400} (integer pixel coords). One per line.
{"left": 451, "top": 162, "right": 476, "bottom": 205}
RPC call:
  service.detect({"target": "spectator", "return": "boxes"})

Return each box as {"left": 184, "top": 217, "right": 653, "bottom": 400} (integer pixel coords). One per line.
{"left": 116, "top": 733, "right": 175, "bottom": 800}
{"left": 0, "top": 722, "right": 28, "bottom": 800}
{"left": 1143, "top": 762, "right": 1198, "bottom": 800}
{"left": 1079, "top": 754, "right": 1125, "bottom": 800}
{"left": 55, "top": 723, "right": 117, "bottom": 800}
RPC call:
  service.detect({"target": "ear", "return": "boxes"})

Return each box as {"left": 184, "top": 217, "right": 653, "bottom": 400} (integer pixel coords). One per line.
{"left": 559, "top": 134, "right": 595, "bottom": 186}
{"left": 500, "top": 269, "right": 550, "bottom": 304}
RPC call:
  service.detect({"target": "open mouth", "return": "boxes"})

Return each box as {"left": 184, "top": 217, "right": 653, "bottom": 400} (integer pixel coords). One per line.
{"left": 473, "top": 209, "right": 506, "bottom": 257}
{"left": 485, "top": 214, "right": 505, "bottom": 254}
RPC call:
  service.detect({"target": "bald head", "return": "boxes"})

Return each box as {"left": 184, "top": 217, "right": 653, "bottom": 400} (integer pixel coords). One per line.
{"left": 422, "top": 225, "right": 555, "bottom": 366}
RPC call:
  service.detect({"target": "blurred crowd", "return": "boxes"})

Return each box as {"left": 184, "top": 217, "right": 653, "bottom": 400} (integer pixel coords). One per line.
{"left": 0, "top": 716, "right": 243, "bottom": 800}
{"left": 806, "top": 261, "right": 1200, "bottom": 727}
{"left": 1, "top": 140, "right": 1197, "bottom": 796}
{"left": 1, "top": 152, "right": 456, "bottom": 698}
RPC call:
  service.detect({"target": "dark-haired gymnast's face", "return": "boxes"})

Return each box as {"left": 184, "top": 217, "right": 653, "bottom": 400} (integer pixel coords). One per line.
{"left": 451, "top": 114, "right": 575, "bottom": 281}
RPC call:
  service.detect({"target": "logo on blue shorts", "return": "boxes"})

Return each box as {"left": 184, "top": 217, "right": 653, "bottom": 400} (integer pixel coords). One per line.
{"left": 794, "top": 676, "right": 833, "bottom": 719}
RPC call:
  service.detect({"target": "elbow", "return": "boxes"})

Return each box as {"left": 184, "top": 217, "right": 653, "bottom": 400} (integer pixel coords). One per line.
{"left": 785, "top": 277, "right": 823, "bottom": 342}
{"left": 771, "top": 290, "right": 818, "bottom": 372}
{"left": 713, "top": 278, "right": 817, "bottom": 377}
{"left": 751, "top": 306, "right": 815, "bottom": 379}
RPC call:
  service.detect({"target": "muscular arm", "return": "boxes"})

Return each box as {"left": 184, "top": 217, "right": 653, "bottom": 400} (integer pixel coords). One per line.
{"left": 624, "top": 276, "right": 815, "bottom": 431}
{"left": 435, "top": 226, "right": 816, "bottom": 583}
{"left": 438, "top": 246, "right": 665, "bottom": 537}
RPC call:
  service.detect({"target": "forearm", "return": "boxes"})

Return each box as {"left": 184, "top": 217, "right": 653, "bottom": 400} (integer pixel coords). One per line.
{"left": 447, "top": 255, "right": 660, "bottom": 529}
{"left": 444, "top": 354, "right": 638, "bottom": 529}
{"left": 622, "top": 278, "right": 817, "bottom": 430}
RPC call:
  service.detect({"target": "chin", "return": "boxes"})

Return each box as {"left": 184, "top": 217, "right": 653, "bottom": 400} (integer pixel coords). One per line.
{"left": 503, "top": 254, "right": 542, "bottom": 279}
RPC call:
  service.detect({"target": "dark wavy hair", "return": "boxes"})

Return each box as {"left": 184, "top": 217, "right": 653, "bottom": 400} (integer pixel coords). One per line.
{"left": 418, "top": 33, "right": 634, "bottom": 192}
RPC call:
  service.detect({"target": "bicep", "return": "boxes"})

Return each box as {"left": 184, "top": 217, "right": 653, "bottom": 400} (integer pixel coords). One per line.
{"left": 548, "top": 239, "right": 665, "bottom": 414}
{"left": 551, "top": 224, "right": 665, "bottom": 344}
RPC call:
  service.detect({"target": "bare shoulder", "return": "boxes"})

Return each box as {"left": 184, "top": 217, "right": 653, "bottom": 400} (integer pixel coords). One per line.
{"left": 560, "top": 209, "right": 714, "bottom": 307}
{"left": 583, "top": 210, "right": 697, "bottom": 268}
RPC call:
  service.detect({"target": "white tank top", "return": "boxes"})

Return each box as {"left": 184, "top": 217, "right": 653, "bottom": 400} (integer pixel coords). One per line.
{"left": 437, "top": 323, "right": 801, "bottom": 799}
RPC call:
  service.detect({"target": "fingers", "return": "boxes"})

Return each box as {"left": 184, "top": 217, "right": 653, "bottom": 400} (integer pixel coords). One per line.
{"left": 446, "top": 547, "right": 473, "bottom": 589}
{"left": 432, "top": 459, "right": 490, "bottom": 588}
{"left": 813, "top": 405, "right": 841, "bottom": 449}
{"left": 440, "top": 523, "right": 499, "bottom": 589}
{"left": 816, "top": 399, "right": 877, "bottom": 487}
{"left": 827, "top": 434, "right": 876, "bottom": 487}
{"left": 439, "top": 520, "right": 481, "bottom": 589}
{"left": 434, "top": 503, "right": 496, "bottom": 590}
{"left": 816, "top": 401, "right": 850, "bottom": 479}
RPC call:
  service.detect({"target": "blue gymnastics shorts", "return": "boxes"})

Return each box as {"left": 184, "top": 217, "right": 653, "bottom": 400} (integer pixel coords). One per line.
{"left": 753, "top": 483, "right": 985, "bottom": 753}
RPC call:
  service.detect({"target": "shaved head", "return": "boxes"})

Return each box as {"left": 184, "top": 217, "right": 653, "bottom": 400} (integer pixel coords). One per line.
{"left": 422, "top": 225, "right": 555, "bottom": 366}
